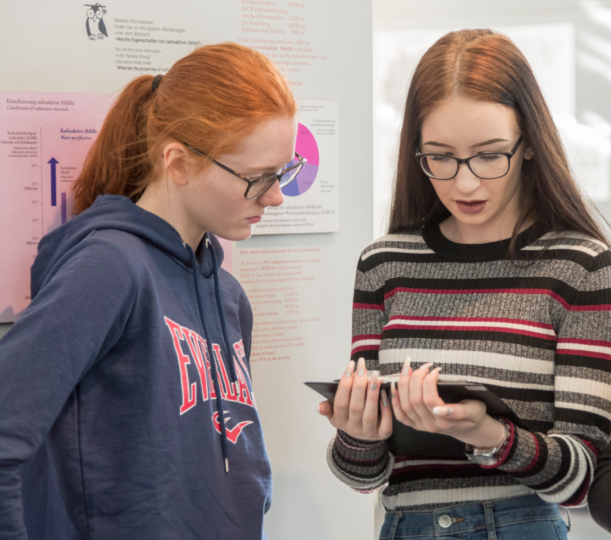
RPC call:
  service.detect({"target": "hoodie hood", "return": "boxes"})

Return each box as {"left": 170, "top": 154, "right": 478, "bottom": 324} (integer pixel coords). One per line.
{"left": 32, "top": 194, "right": 224, "bottom": 296}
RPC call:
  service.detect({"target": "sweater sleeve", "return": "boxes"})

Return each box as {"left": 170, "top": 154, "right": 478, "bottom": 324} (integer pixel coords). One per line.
{"left": 587, "top": 442, "right": 611, "bottom": 532}
{"left": 0, "top": 238, "right": 137, "bottom": 540}
{"left": 327, "top": 255, "right": 395, "bottom": 491}
{"left": 487, "top": 252, "right": 611, "bottom": 506}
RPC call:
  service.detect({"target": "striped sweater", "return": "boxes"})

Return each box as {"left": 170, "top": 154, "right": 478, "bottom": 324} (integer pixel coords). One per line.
{"left": 328, "top": 223, "right": 611, "bottom": 509}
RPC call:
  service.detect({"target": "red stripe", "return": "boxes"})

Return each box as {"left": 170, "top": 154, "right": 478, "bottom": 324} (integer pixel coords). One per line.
{"left": 352, "top": 334, "right": 382, "bottom": 343}
{"left": 569, "top": 304, "right": 611, "bottom": 312}
{"left": 353, "top": 302, "right": 384, "bottom": 311}
{"left": 556, "top": 348, "right": 611, "bottom": 362}
{"left": 351, "top": 344, "right": 380, "bottom": 354}
{"left": 558, "top": 337, "right": 611, "bottom": 348}
{"left": 384, "top": 324, "right": 556, "bottom": 341}
{"left": 389, "top": 315, "right": 554, "bottom": 330}
{"left": 384, "top": 287, "right": 569, "bottom": 308}
{"left": 580, "top": 438, "right": 600, "bottom": 457}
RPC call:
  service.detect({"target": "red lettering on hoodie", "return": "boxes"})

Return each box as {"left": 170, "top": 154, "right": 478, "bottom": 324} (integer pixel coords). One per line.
{"left": 165, "top": 318, "right": 197, "bottom": 414}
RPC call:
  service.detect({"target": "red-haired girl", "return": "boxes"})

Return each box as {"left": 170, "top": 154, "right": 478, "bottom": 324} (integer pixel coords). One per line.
{"left": 0, "top": 43, "right": 299, "bottom": 540}
{"left": 319, "top": 29, "right": 611, "bottom": 540}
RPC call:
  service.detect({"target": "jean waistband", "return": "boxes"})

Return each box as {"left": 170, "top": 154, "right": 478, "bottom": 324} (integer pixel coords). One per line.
{"left": 386, "top": 495, "right": 561, "bottom": 537}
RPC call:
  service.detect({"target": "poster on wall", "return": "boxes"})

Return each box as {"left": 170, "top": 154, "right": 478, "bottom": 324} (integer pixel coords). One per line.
{"left": 253, "top": 99, "right": 339, "bottom": 235}
{"left": 0, "top": 91, "right": 115, "bottom": 322}
{"left": 0, "top": 92, "right": 337, "bottom": 322}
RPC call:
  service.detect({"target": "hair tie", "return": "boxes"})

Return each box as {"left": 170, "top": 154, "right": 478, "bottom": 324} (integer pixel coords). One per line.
{"left": 151, "top": 74, "right": 163, "bottom": 94}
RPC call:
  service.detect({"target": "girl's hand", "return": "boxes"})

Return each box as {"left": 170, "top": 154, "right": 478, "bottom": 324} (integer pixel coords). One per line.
{"left": 317, "top": 358, "right": 393, "bottom": 442}
{"left": 392, "top": 358, "right": 506, "bottom": 449}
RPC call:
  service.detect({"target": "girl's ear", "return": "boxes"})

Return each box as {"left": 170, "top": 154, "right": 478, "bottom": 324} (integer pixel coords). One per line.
{"left": 523, "top": 145, "right": 534, "bottom": 160}
{"left": 162, "top": 142, "right": 191, "bottom": 185}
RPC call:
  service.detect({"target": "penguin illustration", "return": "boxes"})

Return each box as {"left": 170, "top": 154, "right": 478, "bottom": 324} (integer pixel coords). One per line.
{"left": 85, "top": 4, "right": 108, "bottom": 40}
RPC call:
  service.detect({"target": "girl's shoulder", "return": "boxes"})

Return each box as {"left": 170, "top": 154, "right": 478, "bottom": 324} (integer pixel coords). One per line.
{"left": 526, "top": 230, "right": 610, "bottom": 264}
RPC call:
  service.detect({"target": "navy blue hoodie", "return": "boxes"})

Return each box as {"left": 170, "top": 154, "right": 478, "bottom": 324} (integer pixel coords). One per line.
{"left": 0, "top": 195, "right": 272, "bottom": 540}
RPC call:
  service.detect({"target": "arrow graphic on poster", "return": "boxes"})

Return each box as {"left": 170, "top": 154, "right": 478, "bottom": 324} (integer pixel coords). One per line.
{"left": 48, "top": 157, "right": 59, "bottom": 207}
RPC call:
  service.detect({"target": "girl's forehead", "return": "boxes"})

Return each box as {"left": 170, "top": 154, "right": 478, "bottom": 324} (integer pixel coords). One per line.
{"left": 421, "top": 97, "right": 518, "bottom": 140}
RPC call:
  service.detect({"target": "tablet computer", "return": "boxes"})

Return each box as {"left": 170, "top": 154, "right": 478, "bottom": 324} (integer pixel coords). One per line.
{"left": 305, "top": 379, "right": 524, "bottom": 458}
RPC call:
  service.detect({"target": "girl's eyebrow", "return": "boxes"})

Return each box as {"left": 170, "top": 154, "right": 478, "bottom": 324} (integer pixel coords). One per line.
{"left": 422, "top": 138, "right": 509, "bottom": 149}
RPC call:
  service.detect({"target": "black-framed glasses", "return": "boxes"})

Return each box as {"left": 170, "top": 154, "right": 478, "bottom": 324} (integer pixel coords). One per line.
{"left": 416, "top": 136, "right": 524, "bottom": 180}
{"left": 182, "top": 142, "right": 306, "bottom": 200}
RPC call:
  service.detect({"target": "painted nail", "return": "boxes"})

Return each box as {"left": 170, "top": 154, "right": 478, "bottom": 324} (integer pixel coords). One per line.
{"left": 370, "top": 373, "right": 379, "bottom": 391}
{"left": 381, "top": 389, "right": 389, "bottom": 407}
{"left": 345, "top": 360, "right": 355, "bottom": 378}
{"left": 418, "top": 362, "right": 434, "bottom": 371}
{"left": 357, "top": 358, "right": 365, "bottom": 377}
{"left": 316, "top": 403, "right": 321, "bottom": 413}
{"left": 401, "top": 357, "right": 411, "bottom": 376}
{"left": 391, "top": 382, "right": 397, "bottom": 399}
{"left": 431, "top": 366, "right": 443, "bottom": 376}
{"left": 433, "top": 406, "right": 453, "bottom": 416}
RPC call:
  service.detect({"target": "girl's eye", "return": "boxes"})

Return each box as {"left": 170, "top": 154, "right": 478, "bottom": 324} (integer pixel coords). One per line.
{"left": 430, "top": 156, "right": 452, "bottom": 163}
{"left": 477, "top": 154, "right": 502, "bottom": 162}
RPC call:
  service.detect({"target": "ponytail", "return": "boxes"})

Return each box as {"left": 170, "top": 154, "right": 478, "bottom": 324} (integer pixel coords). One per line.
{"left": 73, "top": 43, "right": 296, "bottom": 214}
{"left": 73, "top": 76, "right": 154, "bottom": 213}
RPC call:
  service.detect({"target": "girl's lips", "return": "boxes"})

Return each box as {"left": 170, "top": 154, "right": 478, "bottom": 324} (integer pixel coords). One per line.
{"left": 455, "top": 200, "right": 486, "bottom": 214}
{"left": 246, "top": 216, "right": 262, "bottom": 224}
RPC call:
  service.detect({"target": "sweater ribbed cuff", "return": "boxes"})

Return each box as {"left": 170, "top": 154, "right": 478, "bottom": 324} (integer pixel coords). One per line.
{"left": 495, "top": 423, "right": 543, "bottom": 473}
{"left": 331, "top": 430, "right": 391, "bottom": 483}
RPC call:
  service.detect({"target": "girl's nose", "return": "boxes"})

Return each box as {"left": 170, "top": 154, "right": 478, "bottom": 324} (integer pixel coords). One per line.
{"left": 257, "top": 179, "right": 284, "bottom": 208}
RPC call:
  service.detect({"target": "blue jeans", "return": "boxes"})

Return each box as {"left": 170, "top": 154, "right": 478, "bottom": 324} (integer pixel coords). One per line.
{"left": 380, "top": 495, "right": 569, "bottom": 540}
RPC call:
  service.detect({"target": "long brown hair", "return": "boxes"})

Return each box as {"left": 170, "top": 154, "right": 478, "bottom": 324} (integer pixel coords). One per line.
{"left": 388, "top": 29, "right": 609, "bottom": 252}
{"left": 73, "top": 42, "right": 297, "bottom": 214}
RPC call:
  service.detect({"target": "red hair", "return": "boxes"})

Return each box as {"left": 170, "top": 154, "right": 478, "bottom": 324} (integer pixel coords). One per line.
{"left": 73, "top": 42, "right": 297, "bottom": 213}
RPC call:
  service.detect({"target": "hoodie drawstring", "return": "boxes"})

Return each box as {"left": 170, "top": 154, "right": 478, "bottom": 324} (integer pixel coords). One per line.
{"left": 187, "top": 242, "right": 232, "bottom": 474}
{"left": 207, "top": 239, "right": 238, "bottom": 382}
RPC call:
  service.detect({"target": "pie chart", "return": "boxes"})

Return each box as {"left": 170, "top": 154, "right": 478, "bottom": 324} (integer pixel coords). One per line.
{"left": 282, "top": 123, "right": 319, "bottom": 197}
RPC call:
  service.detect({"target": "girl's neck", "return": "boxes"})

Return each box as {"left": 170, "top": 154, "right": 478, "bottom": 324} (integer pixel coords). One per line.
{"left": 136, "top": 182, "right": 205, "bottom": 250}
{"left": 439, "top": 215, "right": 533, "bottom": 244}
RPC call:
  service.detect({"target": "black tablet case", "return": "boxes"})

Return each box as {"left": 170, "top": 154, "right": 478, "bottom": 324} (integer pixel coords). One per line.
{"left": 305, "top": 380, "right": 525, "bottom": 458}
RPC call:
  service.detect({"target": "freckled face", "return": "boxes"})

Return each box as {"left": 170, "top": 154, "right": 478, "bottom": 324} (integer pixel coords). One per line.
{"left": 420, "top": 95, "right": 533, "bottom": 240}
{"left": 180, "top": 116, "right": 298, "bottom": 242}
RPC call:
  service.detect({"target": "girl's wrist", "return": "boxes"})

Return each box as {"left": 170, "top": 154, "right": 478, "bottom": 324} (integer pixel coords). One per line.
{"left": 462, "top": 415, "right": 507, "bottom": 450}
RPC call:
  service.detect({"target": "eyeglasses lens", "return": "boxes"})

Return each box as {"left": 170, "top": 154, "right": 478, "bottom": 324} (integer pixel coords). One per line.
{"left": 279, "top": 164, "right": 302, "bottom": 188}
{"left": 246, "top": 161, "right": 304, "bottom": 200}
{"left": 469, "top": 155, "right": 510, "bottom": 179}
{"left": 421, "top": 155, "right": 510, "bottom": 180}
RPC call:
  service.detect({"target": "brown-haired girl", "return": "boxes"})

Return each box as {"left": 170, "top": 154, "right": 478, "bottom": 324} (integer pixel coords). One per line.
{"left": 0, "top": 43, "right": 300, "bottom": 540}
{"left": 319, "top": 29, "right": 611, "bottom": 540}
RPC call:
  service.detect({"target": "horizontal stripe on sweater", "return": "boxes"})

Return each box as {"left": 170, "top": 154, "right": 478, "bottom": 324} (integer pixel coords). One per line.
{"left": 330, "top": 227, "right": 611, "bottom": 511}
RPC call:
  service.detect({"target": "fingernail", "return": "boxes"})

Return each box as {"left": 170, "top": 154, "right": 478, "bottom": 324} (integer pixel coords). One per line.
{"left": 401, "top": 357, "right": 411, "bottom": 376}
{"left": 381, "top": 389, "right": 388, "bottom": 407}
{"left": 433, "top": 406, "right": 453, "bottom": 416}
{"left": 370, "top": 372, "right": 379, "bottom": 391}
{"left": 431, "top": 366, "right": 442, "bottom": 376}
{"left": 316, "top": 403, "right": 320, "bottom": 413}
{"left": 357, "top": 358, "right": 365, "bottom": 377}
{"left": 418, "top": 362, "right": 433, "bottom": 371}
{"left": 391, "top": 382, "right": 397, "bottom": 399}
{"left": 345, "top": 360, "right": 355, "bottom": 378}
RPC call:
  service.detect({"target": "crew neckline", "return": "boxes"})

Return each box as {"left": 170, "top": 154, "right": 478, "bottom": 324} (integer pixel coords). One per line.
{"left": 421, "top": 221, "right": 548, "bottom": 261}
